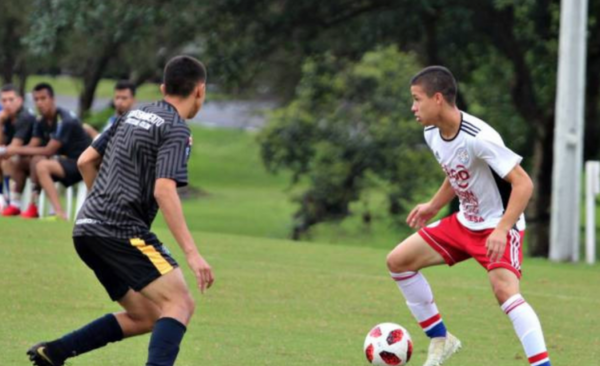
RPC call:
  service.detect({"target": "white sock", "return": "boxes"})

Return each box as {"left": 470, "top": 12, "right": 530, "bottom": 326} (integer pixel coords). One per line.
{"left": 501, "top": 294, "right": 551, "bottom": 365}
{"left": 390, "top": 271, "right": 447, "bottom": 338}
{"left": 10, "top": 192, "right": 21, "bottom": 208}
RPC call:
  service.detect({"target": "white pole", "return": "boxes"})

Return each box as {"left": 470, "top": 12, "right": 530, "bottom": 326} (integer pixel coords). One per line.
{"left": 586, "top": 161, "right": 599, "bottom": 264}
{"left": 549, "top": 0, "right": 589, "bottom": 262}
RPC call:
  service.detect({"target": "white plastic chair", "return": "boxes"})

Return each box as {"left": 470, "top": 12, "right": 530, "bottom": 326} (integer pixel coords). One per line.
{"left": 39, "top": 181, "right": 87, "bottom": 220}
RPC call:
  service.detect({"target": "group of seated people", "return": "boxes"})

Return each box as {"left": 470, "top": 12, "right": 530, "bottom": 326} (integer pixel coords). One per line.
{"left": 0, "top": 80, "right": 136, "bottom": 220}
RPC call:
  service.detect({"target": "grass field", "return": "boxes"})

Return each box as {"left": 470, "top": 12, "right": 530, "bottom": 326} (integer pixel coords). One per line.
{"left": 1, "top": 125, "right": 599, "bottom": 365}
{"left": 169, "top": 125, "right": 415, "bottom": 248}
{"left": 1, "top": 220, "right": 599, "bottom": 365}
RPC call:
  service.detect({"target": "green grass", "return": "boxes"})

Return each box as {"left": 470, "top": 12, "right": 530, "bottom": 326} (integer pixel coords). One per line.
{"left": 164, "top": 125, "right": 416, "bottom": 248}
{"left": 0, "top": 220, "right": 598, "bottom": 365}
{"left": 1, "top": 124, "right": 600, "bottom": 365}
{"left": 25, "top": 75, "right": 232, "bottom": 102}
{"left": 26, "top": 75, "right": 163, "bottom": 101}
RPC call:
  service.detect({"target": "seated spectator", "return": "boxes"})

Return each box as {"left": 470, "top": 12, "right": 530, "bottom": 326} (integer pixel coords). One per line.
{"left": 85, "top": 80, "right": 136, "bottom": 139}
{"left": 0, "top": 84, "right": 36, "bottom": 213}
{"left": 0, "top": 83, "right": 91, "bottom": 219}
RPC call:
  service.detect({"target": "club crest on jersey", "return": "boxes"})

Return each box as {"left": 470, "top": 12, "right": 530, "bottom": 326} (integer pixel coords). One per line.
{"left": 456, "top": 147, "right": 470, "bottom": 164}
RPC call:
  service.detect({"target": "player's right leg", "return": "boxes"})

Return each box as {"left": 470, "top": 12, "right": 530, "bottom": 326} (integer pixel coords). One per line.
{"left": 387, "top": 232, "right": 462, "bottom": 366}
{"left": 35, "top": 158, "right": 67, "bottom": 219}
{"left": 1, "top": 156, "right": 29, "bottom": 216}
{"left": 27, "top": 290, "right": 160, "bottom": 366}
{"left": 139, "top": 267, "right": 195, "bottom": 366}
{"left": 21, "top": 155, "right": 46, "bottom": 218}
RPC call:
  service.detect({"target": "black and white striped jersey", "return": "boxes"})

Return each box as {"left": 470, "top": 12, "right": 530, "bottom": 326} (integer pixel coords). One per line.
{"left": 73, "top": 100, "right": 192, "bottom": 239}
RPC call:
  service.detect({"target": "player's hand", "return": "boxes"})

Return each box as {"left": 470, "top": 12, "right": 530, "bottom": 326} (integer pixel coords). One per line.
{"left": 406, "top": 202, "right": 439, "bottom": 229}
{"left": 3, "top": 145, "right": 15, "bottom": 158}
{"left": 486, "top": 228, "right": 508, "bottom": 262}
{"left": 186, "top": 253, "right": 214, "bottom": 294}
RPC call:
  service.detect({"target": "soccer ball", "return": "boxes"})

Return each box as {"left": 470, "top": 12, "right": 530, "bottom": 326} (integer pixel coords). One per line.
{"left": 364, "top": 323, "right": 413, "bottom": 365}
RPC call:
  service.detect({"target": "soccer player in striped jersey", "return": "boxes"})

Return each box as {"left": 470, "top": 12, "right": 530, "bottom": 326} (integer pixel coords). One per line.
{"left": 386, "top": 66, "right": 551, "bottom": 366}
{"left": 27, "top": 56, "right": 214, "bottom": 366}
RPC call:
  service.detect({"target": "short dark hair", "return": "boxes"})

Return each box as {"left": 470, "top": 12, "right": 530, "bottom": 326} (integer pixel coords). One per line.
{"left": 1, "top": 84, "right": 20, "bottom": 96}
{"left": 115, "top": 80, "right": 136, "bottom": 96}
{"left": 33, "top": 82, "right": 55, "bottom": 98}
{"left": 163, "top": 55, "right": 207, "bottom": 97}
{"left": 410, "top": 66, "right": 457, "bottom": 105}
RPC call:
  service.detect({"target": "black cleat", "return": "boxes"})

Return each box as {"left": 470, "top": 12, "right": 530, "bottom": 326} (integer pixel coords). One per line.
{"left": 27, "top": 343, "right": 63, "bottom": 366}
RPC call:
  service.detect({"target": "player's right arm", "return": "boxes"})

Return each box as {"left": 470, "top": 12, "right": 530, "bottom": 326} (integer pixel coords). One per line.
{"left": 154, "top": 178, "right": 214, "bottom": 293}
{"left": 407, "top": 177, "right": 455, "bottom": 229}
{"left": 77, "top": 117, "right": 122, "bottom": 189}
{"left": 77, "top": 146, "right": 102, "bottom": 190}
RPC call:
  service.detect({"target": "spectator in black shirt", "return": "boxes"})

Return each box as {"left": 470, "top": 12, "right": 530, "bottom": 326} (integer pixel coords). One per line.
{"left": 0, "top": 83, "right": 92, "bottom": 219}
{"left": 0, "top": 84, "right": 36, "bottom": 213}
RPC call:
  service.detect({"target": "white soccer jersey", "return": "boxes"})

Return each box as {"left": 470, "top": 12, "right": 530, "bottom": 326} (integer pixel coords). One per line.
{"left": 424, "top": 112, "right": 525, "bottom": 231}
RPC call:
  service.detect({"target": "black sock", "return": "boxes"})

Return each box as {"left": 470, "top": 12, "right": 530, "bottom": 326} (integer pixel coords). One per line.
{"left": 46, "top": 313, "right": 124, "bottom": 362}
{"left": 146, "top": 317, "right": 187, "bottom": 366}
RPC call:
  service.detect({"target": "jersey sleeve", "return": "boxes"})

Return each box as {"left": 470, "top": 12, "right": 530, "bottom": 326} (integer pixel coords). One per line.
{"left": 13, "top": 114, "right": 34, "bottom": 142}
{"left": 472, "top": 136, "right": 522, "bottom": 178}
{"left": 156, "top": 122, "right": 190, "bottom": 187}
{"left": 91, "top": 116, "right": 121, "bottom": 156}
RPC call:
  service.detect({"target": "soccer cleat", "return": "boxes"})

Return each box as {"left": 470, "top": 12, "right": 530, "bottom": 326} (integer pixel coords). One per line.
{"left": 27, "top": 343, "right": 63, "bottom": 366}
{"left": 422, "top": 332, "right": 461, "bottom": 366}
{"left": 21, "top": 203, "right": 39, "bottom": 218}
{"left": 2, "top": 204, "right": 21, "bottom": 216}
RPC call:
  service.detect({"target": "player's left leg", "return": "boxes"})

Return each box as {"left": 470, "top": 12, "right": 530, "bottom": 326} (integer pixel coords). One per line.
{"left": 36, "top": 158, "right": 68, "bottom": 219}
{"left": 139, "top": 268, "right": 195, "bottom": 366}
{"left": 487, "top": 241, "right": 551, "bottom": 366}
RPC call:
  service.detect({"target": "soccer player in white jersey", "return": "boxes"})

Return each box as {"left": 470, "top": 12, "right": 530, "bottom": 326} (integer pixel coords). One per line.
{"left": 386, "top": 66, "right": 551, "bottom": 366}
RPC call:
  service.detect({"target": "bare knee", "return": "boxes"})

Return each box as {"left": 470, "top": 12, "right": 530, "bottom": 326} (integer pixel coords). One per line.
{"left": 489, "top": 270, "right": 519, "bottom": 305}
{"left": 180, "top": 292, "right": 196, "bottom": 318}
{"left": 127, "top": 308, "right": 160, "bottom": 333}
{"left": 386, "top": 250, "right": 413, "bottom": 273}
{"left": 161, "top": 291, "right": 196, "bottom": 322}
{"left": 35, "top": 160, "right": 51, "bottom": 176}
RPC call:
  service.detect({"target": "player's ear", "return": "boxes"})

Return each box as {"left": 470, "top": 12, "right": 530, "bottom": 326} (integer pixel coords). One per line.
{"left": 160, "top": 84, "right": 166, "bottom": 96}
{"left": 435, "top": 92, "right": 444, "bottom": 105}
{"left": 197, "top": 82, "right": 206, "bottom": 99}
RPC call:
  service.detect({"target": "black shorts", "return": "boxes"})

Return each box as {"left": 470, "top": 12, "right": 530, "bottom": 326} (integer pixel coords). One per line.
{"left": 55, "top": 158, "right": 83, "bottom": 187}
{"left": 73, "top": 234, "right": 179, "bottom": 301}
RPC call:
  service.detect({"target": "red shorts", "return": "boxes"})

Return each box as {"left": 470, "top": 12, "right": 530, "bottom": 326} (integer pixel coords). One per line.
{"left": 419, "top": 213, "right": 524, "bottom": 279}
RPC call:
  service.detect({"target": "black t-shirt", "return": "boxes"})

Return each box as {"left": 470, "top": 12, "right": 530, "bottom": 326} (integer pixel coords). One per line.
{"left": 32, "top": 107, "right": 91, "bottom": 159}
{"left": 73, "top": 100, "right": 192, "bottom": 239}
{"left": 2, "top": 107, "right": 35, "bottom": 145}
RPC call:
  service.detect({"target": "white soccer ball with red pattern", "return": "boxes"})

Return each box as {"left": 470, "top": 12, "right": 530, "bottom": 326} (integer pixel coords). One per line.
{"left": 364, "top": 323, "right": 413, "bottom": 365}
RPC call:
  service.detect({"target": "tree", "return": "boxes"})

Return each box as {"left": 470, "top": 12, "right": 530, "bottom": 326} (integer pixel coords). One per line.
{"left": 25, "top": 0, "right": 202, "bottom": 117}
{"left": 203, "top": 0, "right": 600, "bottom": 255}
{"left": 259, "top": 48, "right": 441, "bottom": 238}
{"left": 0, "top": 0, "right": 33, "bottom": 92}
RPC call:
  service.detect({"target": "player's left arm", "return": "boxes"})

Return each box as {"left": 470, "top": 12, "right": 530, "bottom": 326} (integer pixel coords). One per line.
{"left": 486, "top": 164, "right": 533, "bottom": 262}
{"left": 5, "top": 139, "right": 61, "bottom": 157}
